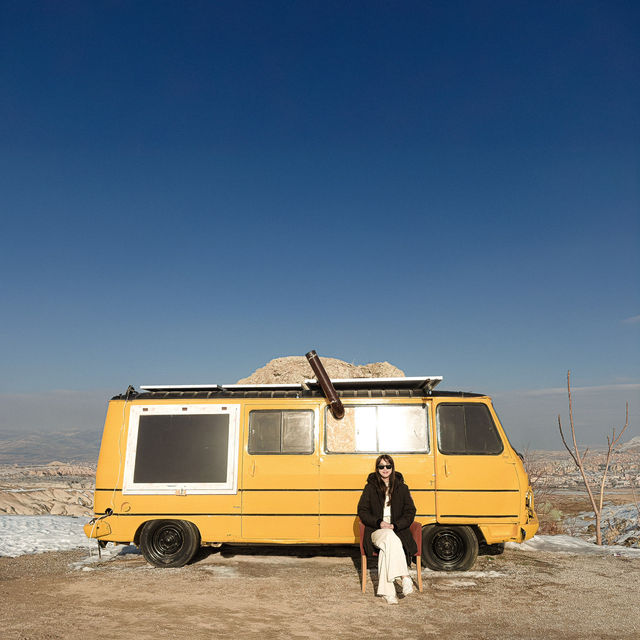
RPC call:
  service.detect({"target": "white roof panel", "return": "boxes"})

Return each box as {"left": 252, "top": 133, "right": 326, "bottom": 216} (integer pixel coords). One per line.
{"left": 140, "top": 383, "right": 304, "bottom": 392}
{"left": 139, "top": 384, "right": 223, "bottom": 391}
{"left": 222, "top": 383, "right": 303, "bottom": 391}
{"left": 304, "top": 376, "right": 442, "bottom": 391}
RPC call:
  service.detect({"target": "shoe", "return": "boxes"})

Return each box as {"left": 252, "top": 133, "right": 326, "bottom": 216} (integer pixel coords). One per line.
{"left": 383, "top": 594, "right": 399, "bottom": 605}
{"left": 401, "top": 576, "right": 414, "bottom": 596}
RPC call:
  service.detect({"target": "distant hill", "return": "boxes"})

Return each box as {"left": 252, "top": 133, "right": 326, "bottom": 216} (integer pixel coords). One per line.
{"left": 620, "top": 436, "right": 640, "bottom": 453}
{"left": 0, "top": 429, "right": 101, "bottom": 465}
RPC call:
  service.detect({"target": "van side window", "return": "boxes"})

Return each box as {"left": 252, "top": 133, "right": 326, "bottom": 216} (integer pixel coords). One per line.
{"left": 134, "top": 414, "right": 231, "bottom": 483}
{"left": 248, "top": 410, "right": 314, "bottom": 454}
{"left": 326, "top": 405, "right": 429, "bottom": 453}
{"left": 123, "top": 404, "right": 241, "bottom": 495}
{"left": 437, "top": 404, "right": 504, "bottom": 455}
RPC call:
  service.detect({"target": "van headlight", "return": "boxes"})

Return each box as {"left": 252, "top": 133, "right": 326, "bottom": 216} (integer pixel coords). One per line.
{"left": 525, "top": 489, "right": 534, "bottom": 509}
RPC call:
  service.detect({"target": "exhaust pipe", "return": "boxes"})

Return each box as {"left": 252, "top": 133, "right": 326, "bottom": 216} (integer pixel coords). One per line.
{"left": 305, "top": 350, "right": 345, "bottom": 420}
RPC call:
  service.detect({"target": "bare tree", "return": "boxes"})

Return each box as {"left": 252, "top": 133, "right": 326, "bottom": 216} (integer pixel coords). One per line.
{"left": 521, "top": 447, "right": 563, "bottom": 534}
{"left": 558, "top": 370, "right": 629, "bottom": 545}
{"left": 521, "top": 447, "right": 550, "bottom": 500}
{"left": 630, "top": 479, "right": 640, "bottom": 523}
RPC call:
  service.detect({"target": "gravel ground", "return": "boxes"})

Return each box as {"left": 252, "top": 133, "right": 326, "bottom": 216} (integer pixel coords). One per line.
{"left": 1, "top": 545, "right": 639, "bottom": 640}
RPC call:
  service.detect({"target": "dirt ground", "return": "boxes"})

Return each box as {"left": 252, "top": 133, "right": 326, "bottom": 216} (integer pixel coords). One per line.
{"left": 1, "top": 544, "right": 639, "bottom": 640}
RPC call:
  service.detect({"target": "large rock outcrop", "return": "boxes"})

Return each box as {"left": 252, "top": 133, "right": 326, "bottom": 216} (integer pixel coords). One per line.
{"left": 237, "top": 356, "right": 404, "bottom": 384}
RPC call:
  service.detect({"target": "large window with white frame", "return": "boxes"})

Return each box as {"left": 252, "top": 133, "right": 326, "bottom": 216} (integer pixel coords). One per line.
{"left": 122, "top": 404, "right": 240, "bottom": 494}
{"left": 325, "top": 404, "right": 429, "bottom": 453}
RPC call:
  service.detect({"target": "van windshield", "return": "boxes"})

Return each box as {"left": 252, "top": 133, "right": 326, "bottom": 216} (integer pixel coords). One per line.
{"left": 437, "top": 403, "right": 503, "bottom": 455}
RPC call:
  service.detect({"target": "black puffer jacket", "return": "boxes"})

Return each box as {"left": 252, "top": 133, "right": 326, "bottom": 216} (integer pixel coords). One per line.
{"left": 357, "top": 471, "right": 417, "bottom": 558}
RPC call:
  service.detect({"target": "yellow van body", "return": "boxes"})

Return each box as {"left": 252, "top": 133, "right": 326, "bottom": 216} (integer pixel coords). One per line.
{"left": 85, "top": 382, "right": 538, "bottom": 570}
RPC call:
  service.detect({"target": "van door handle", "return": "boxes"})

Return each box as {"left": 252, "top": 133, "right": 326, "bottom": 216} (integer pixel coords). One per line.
{"left": 251, "top": 460, "right": 256, "bottom": 477}
{"left": 444, "top": 460, "right": 450, "bottom": 477}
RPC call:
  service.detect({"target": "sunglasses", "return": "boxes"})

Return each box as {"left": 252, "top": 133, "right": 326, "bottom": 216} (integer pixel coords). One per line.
{"left": 377, "top": 464, "right": 392, "bottom": 470}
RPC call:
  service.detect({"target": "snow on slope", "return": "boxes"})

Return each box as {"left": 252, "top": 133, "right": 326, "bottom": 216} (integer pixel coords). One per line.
{"left": 564, "top": 504, "right": 640, "bottom": 547}
{"left": 0, "top": 515, "right": 95, "bottom": 557}
{"left": 506, "top": 535, "right": 640, "bottom": 557}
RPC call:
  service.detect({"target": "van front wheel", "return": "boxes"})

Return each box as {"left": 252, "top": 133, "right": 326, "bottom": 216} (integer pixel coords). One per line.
{"left": 421, "top": 525, "right": 478, "bottom": 571}
{"left": 139, "top": 519, "right": 200, "bottom": 568}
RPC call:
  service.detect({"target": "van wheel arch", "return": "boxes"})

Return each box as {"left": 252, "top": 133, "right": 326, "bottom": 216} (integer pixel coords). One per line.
{"left": 138, "top": 519, "right": 201, "bottom": 568}
{"left": 133, "top": 523, "right": 144, "bottom": 547}
{"left": 421, "top": 524, "right": 479, "bottom": 571}
{"left": 476, "top": 528, "right": 505, "bottom": 556}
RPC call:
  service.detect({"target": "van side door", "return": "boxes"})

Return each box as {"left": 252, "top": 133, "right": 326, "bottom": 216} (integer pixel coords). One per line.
{"left": 434, "top": 401, "right": 520, "bottom": 524}
{"left": 241, "top": 405, "right": 320, "bottom": 540}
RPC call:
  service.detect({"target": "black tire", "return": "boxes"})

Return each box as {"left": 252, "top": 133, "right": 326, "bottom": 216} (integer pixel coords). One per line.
{"left": 422, "top": 525, "right": 479, "bottom": 571}
{"left": 139, "top": 519, "right": 200, "bottom": 568}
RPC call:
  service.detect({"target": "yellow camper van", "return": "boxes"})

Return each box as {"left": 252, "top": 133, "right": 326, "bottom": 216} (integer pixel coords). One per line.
{"left": 85, "top": 370, "right": 538, "bottom": 570}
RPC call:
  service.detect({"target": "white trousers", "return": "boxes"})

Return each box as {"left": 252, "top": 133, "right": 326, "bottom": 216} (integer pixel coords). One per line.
{"left": 371, "top": 528, "right": 409, "bottom": 596}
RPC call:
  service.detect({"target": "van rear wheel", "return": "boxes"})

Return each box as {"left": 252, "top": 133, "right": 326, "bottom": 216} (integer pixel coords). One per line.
{"left": 140, "top": 519, "right": 200, "bottom": 568}
{"left": 422, "top": 525, "right": 478, "bottom": 571}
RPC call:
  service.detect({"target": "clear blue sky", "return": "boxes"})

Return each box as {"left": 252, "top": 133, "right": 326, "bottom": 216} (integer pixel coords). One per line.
{"left": 1, "top": 1, "right": 638, "bottom": 448}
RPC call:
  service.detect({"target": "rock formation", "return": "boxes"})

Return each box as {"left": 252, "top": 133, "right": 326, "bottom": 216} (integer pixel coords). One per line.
{"left": 237, "top": 356, "right": 404, "bottom": 384}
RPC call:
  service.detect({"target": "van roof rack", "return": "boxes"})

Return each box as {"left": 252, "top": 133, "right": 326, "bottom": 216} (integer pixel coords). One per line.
{"left": 139, "top": 376, "right": 442, "bottom": 394}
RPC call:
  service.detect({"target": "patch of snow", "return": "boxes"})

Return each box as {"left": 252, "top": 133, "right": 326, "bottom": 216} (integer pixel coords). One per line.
{"left": 0, "top": 515, "right": 96, "bottom": 557}
{"left": 0, "top": 515, "right": 142, "bottom": 565}
{"left": 434, "top": 579, "right": 477, "bottom": 588}
{"left": 563, "top": 503, "right": 640, "bottom": 547}
{"left": 424, "top": 570, "right": 505, "bottom": 578}
{"left": 506, "top": 534, "right": 640, "bottom": 557}
{"left": 70, "top": 543, "right": 140, "bottom": 570}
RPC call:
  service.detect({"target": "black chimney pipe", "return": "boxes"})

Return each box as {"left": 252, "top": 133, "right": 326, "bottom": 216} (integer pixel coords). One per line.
{"left": 305, "top": 350, "right": 345, "bottom": 420}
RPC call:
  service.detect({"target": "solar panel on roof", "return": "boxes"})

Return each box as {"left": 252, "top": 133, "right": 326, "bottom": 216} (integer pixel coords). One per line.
{"left": 221, "top": 383, "right": 303, "bottom": 391}
{"left": 139, "top": 384, "right": 223, "bottom": 392}
{"left": 304, "top": 376, "right": 442, "bottom": 391}
{"left": 139, "top": 383, "right": 304, "bottom": 392}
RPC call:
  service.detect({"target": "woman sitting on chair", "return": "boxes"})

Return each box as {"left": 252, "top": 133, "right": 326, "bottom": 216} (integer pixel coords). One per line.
{"left": 357, "top": 454, "right": 417, "bottom": 604}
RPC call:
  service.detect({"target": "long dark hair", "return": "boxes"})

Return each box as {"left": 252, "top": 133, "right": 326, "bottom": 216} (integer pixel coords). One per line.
{"left": 374, "top": 454, "right": 396, "bottom": 504}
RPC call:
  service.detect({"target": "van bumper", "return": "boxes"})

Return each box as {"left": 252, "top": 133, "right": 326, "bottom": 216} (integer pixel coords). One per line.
{"left": 84, "top": 519, "right": 112, "bottom": 538}
{"left": 520, "top": 513, "right": 539, "bottom": 541}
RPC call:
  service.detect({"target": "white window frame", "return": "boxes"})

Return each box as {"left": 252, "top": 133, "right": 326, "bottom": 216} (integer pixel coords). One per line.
{"left": 122, "top": 403, "right": 241, "bottom": 495}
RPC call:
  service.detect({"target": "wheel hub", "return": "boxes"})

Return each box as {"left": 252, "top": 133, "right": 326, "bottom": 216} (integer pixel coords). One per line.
{"left": 155, "top": 526, "right": 183, "bottom": 555}
{"left": 433, "top": 531, "right": 463, "bottom": 562}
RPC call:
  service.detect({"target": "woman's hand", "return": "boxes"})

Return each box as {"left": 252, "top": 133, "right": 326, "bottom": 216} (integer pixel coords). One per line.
{"left": 380, "top": 521, "right": 394, "bottom": 529}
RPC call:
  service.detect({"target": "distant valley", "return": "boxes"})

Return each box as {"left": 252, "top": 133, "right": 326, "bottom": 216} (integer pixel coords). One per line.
{"left": 0, "top": 429, "right": 101, "bottom": 465}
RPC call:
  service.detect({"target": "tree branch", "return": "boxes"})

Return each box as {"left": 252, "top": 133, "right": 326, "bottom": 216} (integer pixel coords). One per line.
{"left": 558, "top": 415, "right": 579, "bottom": 467}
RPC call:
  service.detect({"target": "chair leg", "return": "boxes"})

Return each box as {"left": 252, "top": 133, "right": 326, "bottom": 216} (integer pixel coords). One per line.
{"left": 416, "top": 556, "right": 422, "bottom": 592}
{"left": 361, "top": 555, "right": 367, "bottom": 593}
